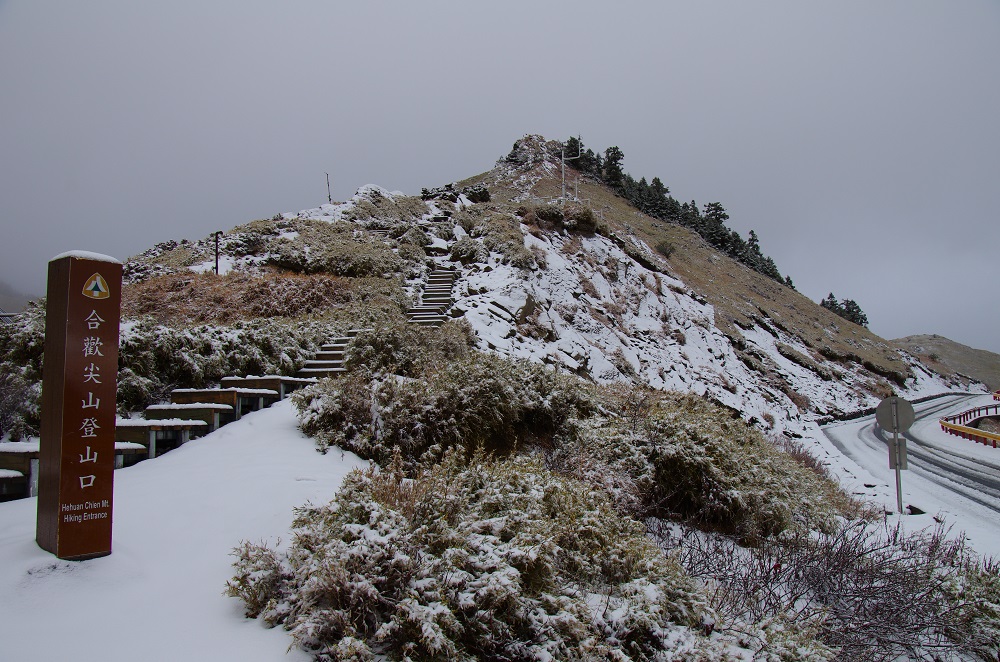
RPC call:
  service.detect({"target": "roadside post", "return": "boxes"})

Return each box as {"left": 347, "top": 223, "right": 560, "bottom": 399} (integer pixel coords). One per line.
{"left": 875, "top": 396, "right": 915, "bottom": 515}
{"left": 36, "top": 252, "right": 122, "bottom": 560}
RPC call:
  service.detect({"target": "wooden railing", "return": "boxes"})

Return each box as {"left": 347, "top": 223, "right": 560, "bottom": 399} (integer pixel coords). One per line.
{"left": 940, "top": 404, "right": 1000, "bottom": 449}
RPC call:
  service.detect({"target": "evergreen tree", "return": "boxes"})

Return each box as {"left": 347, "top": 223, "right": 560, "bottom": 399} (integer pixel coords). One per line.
{"left": 821, "top": 293, "right": 867, "bottom": 326}
{"left": 820, "top": 293, "right": 845, "bottom": 317}
{"left": 561, "top": 136, "right": 794, "bottom": 288}
{"left": 841, "top": 299, "right": 869, "bottom": 327}
{"left": 702, "top": 202, "right": 730, "bottom": 250}
{"left": 565, "top": 136, "right": 582, "bottom": 159}
{"left": 603, "top": 146, "right": 625, "bottom": 191}
{"left": 578, "top": 148, "right": 599, "bottom": 175}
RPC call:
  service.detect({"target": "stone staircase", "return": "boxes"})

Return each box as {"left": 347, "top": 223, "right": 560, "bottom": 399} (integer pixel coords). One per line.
{"left": 296, "top": 328, "right": 370, "bottom": 378}
{"left": 407, "top": 267, "right": 457, "bottom": 326}
{"left": 295, "top": 266, "right": 459, "bottom": 385}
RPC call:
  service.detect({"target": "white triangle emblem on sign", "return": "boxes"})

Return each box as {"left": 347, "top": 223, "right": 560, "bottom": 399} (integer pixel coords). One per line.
{"left": 82, "top": 273, "right": 110, "bottom": 300}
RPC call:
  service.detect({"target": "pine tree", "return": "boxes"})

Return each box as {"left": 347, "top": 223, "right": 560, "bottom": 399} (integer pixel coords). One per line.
{"left": 841, "top": 299, "right": 869, "bottom": 327}
{"left": 603, "top": 146, "right": 625, "bottom": 191}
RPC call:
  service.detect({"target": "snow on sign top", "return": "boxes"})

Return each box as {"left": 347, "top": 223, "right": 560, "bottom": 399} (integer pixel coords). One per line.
{"left": 49, "top": 250, "right": 122, "bottom": 265}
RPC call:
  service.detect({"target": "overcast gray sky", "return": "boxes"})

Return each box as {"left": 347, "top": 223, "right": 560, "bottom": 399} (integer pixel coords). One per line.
{"left": 2, "top": 1, "right": 998, "bottom": 352}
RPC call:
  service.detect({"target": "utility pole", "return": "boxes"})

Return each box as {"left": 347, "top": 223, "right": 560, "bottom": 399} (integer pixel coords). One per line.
{"left": 325, "top": 172, "right": 333, "bottom": 204}
{"left": 214, "top": 231, "right": 222, "bottom": 275}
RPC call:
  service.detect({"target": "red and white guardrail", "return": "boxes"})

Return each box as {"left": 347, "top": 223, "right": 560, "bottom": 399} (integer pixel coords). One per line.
{"left": 940, "top": 403, "right": 1000, "bottom": 449}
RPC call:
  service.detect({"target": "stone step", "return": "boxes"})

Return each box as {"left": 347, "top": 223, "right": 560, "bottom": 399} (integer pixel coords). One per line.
{"left": 321, "top": 341, "right": 349, "bottom": 351}
{"left": 297, "top": 367, "right": 347, "bottom": 377}
{"left": 313, "top": 351, "right": 345, "bottom": 361}
{"left": 301, "top": 360, "right": 344, "bottom": 369}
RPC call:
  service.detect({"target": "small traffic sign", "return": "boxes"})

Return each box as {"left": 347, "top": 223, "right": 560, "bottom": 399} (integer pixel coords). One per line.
{"left": 876, "top": 396, "right": 914, "bottom": 433}
{"left": 875, "top": 396, "right": 914, "bottom": 514}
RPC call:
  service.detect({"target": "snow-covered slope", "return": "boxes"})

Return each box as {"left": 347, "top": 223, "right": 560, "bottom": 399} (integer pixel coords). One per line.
{"left": 0, "top": 400, "right": 366, "bottom": 661}
{"left": 449, "top": 226, "right": 968, "bottom": 437}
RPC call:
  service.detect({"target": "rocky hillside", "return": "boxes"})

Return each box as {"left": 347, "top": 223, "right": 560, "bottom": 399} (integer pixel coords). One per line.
{"left": 109, "top": 135, "right": 984, "bottom": 436}
{"left": 894, "top": 334, "right": 1000, "bottom": 391}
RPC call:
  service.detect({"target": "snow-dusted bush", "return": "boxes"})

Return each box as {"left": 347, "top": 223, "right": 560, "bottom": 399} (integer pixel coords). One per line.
{"left": 477, "top": 213, "right": 536, "bottom": 269}
{"left": 228, "top": 452, "right": 719, "bottom": 660}
{"left": 0, "top": 302, "right": 45, "bottom": 437}
{"left": 341, "top": 188, "right": 428, "bottom": 226}
{"left": 652, "top": 518, "right": 1000, "bottom": 662}
{"left": 268, "top": 220, "right": 405, "bottom": 277}
{"left": 520, "top": 203, "right": 596, "bottom": 237}
{"left": 0, "top": 370, "right": 38, "bottom": 440}
{"left": 448, "top": 237, "right": 488, "bottom": 265}
{"left": 570, "top": 389, "right": 847, "bottom": 536}
{"left": 398, "top": 225, "right": 430, "bottom": 247}
{"left": 294, "top": 349, "right": 596, "bottom": 466}
{"left": 118, "top": 318, "right": 335, "bottom": 412}
{"left": 344, "top": 319, "right": 475, "bottom": 378}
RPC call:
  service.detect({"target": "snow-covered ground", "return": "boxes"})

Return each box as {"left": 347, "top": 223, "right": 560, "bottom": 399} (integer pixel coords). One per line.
{"left": 19, "top": 185, "right": 990, "bottom": 659}
{"left": 0, "top": 395, "right": 995, "bottom": 660}
{"left": 0, "top": 400, "right": 366, "bottom": 661}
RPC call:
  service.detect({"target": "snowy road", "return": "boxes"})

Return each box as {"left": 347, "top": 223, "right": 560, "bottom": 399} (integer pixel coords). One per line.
{"left": 819, "top": 393, "right": 1000, "bottom": 557}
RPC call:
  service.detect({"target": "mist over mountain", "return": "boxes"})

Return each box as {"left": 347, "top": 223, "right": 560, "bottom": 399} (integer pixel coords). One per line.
{"left": 0, "top": 279, "right": 32, "bottom": 314}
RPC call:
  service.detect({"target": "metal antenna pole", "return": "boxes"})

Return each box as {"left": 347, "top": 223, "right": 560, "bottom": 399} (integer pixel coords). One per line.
{"left": 325, "top": 172, "right": 332, "bottom": 204}
{"left": 562, "top": 135, "right": 583, "bottom": 201}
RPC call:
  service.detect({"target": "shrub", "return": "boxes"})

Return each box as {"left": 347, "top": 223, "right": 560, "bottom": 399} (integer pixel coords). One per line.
{"left": 571, "top": 389, "right": 847, "bottom": 537}
{"left": 449, "top": 237, "right": 488, "bottom": 265}
{"left": 471, "top": 213, "right": 535, "bottom": 268}
{"left": 0, "top": 302, "right": 45, "bottom": 436}
{"left": 227, "top": 452, "right": 717, "bottom": 660}
{"left": 268, "top": 220, "right": 405, "bottom": 277}
{"left": 398, "top": 226, "right": 430, "bottom": 247}
{"left": 0, "top": 370, "right": 38, "bottom": 440}
{"left": 294, "top": 349, "right": 596, "bottom": 466}
{"left": 655, "top": 240, "right": 675, "bottom": 259}
{"left": 117, "top": 318, "right": 336, "bottom": 412}
{"left": 563, "top": 204, "right": 597, "bottom": 235}
{"left": 344, "top": 318, "right": 475, "bottom": 378}
{"left": 652, "top": 518, "right": 1000, "bottom": 662}
{"left": 342, "top": 188, "right": 428, "bottom": 226}
{"left": 271, "top": 236, "right": 402, "bottom": 277}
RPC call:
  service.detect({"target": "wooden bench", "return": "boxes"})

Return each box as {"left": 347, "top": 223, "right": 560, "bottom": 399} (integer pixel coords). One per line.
{"left": 0, "top": 469, "right": 26, "bottom": 502}
{"left": 115, "top": 418, "right": 208, "bottom": 459}
{"left": 220, "top": 375, "right": 317, "bottom": 400}
{"left": 144, "top": 403, "right": 234, "bottom": 432}
{"left": 0, "top": 440, "right": 150, "bottom": 499}
{"left": 170, "top": 387, "right": 279, "bottom": 418}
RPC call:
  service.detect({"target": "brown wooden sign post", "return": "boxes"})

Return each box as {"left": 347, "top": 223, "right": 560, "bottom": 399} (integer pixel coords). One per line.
{"left": 36, "top": 252, "right": 122, "bottom": 560}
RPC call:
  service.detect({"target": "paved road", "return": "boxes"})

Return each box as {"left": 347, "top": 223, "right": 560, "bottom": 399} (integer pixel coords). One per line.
{"left": 822, "top": 394, "right": 1000, "bottom": 516}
